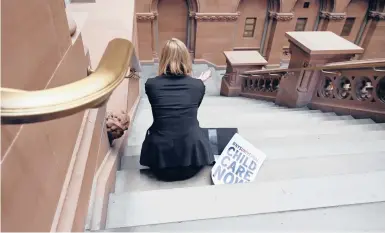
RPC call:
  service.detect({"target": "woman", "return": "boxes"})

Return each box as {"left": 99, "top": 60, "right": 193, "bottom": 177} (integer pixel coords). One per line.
{"left": 140, "top": 38, "right": 215, "bottom": 182}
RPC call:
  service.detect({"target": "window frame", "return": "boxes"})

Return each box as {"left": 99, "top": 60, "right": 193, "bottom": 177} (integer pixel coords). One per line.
{"left": 243, "top": 17, "right": 257, "bottom": 38}
{"left": 295, "top": 18, "right": 308, "bottom": 31}
{"left": 341, "top": 17, "right": 356, "bottom": 37}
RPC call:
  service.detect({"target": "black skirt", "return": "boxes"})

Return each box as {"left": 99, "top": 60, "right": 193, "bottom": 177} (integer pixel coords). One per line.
{"left": 140, "top": 126, "right": 215, "bottom": 169}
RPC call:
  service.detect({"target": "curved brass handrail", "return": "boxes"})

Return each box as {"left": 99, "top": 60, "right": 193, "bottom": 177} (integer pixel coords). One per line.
{"left": 1, "top": 38, "right": 134, "bottom": 125}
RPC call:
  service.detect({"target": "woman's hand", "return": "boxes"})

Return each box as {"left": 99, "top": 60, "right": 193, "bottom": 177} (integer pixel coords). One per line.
{"left": 197, "top": 69, "right": 212, "bottom": 82}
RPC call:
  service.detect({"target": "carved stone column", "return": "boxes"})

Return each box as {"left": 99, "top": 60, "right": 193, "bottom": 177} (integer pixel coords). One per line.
{"left": 318, "top": 11, "right": 347, "bottom": 34}
{"left": 275, "top": 31, "right": 364, "bottom": 108}
{"left": 136, "top": 12, "right": 158, "bottom": 61}
{"left": 358, "top": 11, "right": 385, "bottom": 59}
{"left": 188, "top": 11, "right": 196, "bottom": 59}
{"left": 263, "top": 12, "right": 295, "bottom": 65}
{"left": 220, "top": 51, "right": 267, "bottom": 97}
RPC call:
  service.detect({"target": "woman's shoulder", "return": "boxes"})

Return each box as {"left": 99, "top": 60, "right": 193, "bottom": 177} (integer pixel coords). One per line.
{"left": 146, "top": 75, "right": 204, "bottom": 88}
{"left": 145, "top": 76, "right": 163, "bottom": 86}
{"left": 187, "top": 76, "right": 205, "bottom": 88}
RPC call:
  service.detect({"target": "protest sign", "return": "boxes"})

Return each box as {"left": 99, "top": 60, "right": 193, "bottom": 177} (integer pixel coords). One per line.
{"left": 211, "top": 133, "right": 266, "bottom": 185}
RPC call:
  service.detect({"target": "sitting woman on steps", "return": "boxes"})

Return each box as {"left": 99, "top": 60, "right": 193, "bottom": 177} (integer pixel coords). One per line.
{"left": 140, "top": 38, "right": 215, "bottom": 182}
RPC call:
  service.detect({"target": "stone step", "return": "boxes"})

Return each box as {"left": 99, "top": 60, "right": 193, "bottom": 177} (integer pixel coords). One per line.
{"left": 138, "top": 99, "right": 276, "bottom": 110}
{"left": 198, "top": 115, "right": 371, "bottom": 128}
{"left": 106, "top": 170, "right": 385, "bottom": 229}
{"left": 129, "top": 110, "right": 349, "bottom": 131}
{"left": 134, "top": 109, "right": 336, "bottom": 123}
{"left": 138, "top": 95, "right": 277, "bottom": 106}
{"left": 126, "top": 120, "right": 384, "bottom": 147}
{"left": 108, "top": 202, "right": 385, "bottom": 231}
{"left": 120, "top": 129, "right": 385, "bottom": 169}
{"left": 115, "top": 151, "right": 385, "bottom": 194}
{"left": 236, "top": 122, "right": 385, "bottom": 140}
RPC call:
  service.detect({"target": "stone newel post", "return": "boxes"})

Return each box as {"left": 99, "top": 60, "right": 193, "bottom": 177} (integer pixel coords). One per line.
{"left": 220, "top": 51, "right": 268, "bottom": 97}
{"left": 275, "top": 31, "right": 364, "bottom": 108}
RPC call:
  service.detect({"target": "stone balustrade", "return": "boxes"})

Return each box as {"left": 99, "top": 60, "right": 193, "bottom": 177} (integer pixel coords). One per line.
{"left": 222, "top": 31, "right": 385, "bottom": 122}
{"left": 310, "top": 60, "right": 385, "bottom": 122}
{"left": 240, "top": 73, "right": 283, "bottom": 102}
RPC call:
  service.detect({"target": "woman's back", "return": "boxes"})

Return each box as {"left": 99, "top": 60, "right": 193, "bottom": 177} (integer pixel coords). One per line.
{"left": 145, "top": 74, "right": 205, "bottom": 133}
{"left": 139, "top": 37, "right": 214, "bottom": 178}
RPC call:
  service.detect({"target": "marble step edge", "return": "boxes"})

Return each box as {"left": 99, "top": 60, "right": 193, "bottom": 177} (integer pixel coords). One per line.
{"left": 130, "top": 113, "right": 346, "bottom": 130}
{"left": 115, "top": 152, "right": 385, "bottom": 194}
{"left": 123, "top": 140, "right": 385, "bottom": 164}
{"left": 106, "top": 170, "right": 385, "bottom": 228}
{"left": 126, "top": 121, "right": 385, "bottom": 146}
{"left": 121, "top": 138, "right": 385, "bottom": 169}
{"left": 130, "top": 112, "right": 357, "bottom": 129}
{"left": 120, "top": 130, "right": 385, "bottom": 169}
{"left": 137, "top": 103, "right": 304, "bottom": 112}
{"left": 199, "top": 117, "right": 372, "bottom": 127}
{"left": 109, "top": 202, "right": 385, "bottom": 231}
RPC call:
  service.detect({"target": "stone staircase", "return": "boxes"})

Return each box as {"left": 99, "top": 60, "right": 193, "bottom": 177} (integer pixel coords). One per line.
{"left": 103, "top": 64, "right": 385, "bottom": 231}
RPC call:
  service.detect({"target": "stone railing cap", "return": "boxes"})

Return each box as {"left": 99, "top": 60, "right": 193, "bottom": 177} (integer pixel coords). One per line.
{"left": 285, "top": 31, "right": 364, "bottom": 55}
{"left": 223, "top": 51, "right": 268, "bottom": 66}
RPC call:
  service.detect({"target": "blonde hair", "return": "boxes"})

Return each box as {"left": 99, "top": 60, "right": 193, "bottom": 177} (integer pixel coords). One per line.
{"left": 158, "top": 38, "right": 192, "bottom": 76}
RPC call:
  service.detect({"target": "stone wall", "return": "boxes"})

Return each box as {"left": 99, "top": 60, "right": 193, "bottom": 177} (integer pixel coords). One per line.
{"left": 1, "top": 0, "right": 139, "bottom": 231}
{"left": 1, "top": 0, "right": 89, "bottom": 231}
{"left": 135, "top": 0, "right": 385, "bottom": 67}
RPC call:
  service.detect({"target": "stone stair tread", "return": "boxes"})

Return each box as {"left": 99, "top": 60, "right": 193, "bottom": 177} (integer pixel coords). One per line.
{"left": 120, "top": 129, "right": 385, "bottom": 164}
{"left": 110, "top": 202, "right": 385, "bottom": 231}
{"left": 125, "top": 121, "right": 385, "bottom": 147}
{"left": 129, "top": 113, "right": 345, "bottom": 130}
{"left": 115, "top": 151, "right": 385, "bottom": 194}
{"left": 106, "top": 170, "right": 385, "bottom": 228}
{"left": 123, "top": 128, "right": 385, "bottom": 157}
{"left": 129, "top": 112, "right": 364, "bottom": 131}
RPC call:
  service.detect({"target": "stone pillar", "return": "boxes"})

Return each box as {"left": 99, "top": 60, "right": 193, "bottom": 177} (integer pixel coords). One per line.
{"left": 263, "top": 12, "right": 295, "bottom": 65}
{"left": 318, "top": 11, "right": 347, "bottom": 34}
{"left": 220, "top": 51, "right": 267, "bottom": 97}
{"left": 136, "top": 12, "right": 157, "bottom": 61}
{"left": 188, "top": 11, "right": 196, "bottom": 59}
{"left": 359, "top": 11, "right": 385, "bottom": 59}
{"left": 275, "top": 31, "right": 364, "bottom": 108}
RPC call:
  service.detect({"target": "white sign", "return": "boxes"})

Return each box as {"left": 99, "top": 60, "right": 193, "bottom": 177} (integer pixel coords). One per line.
{"left": 211, "top": 133, "right": 266, "bottom": 185}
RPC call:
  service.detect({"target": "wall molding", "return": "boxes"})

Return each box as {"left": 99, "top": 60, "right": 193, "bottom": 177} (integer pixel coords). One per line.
{"left": 192, "top": 12, "right": 240, "bottom": 22}
{"left": 369, "top": 11, "right": 385, "bottom": 20}
{"left": 136, "top": 12, "right": 158, "bottom": 21}
{"left": 320, "top": 11, "right": 346, "bottom": 21}
{"left": 268, "top": 12, "right": 294, "bottom": 21}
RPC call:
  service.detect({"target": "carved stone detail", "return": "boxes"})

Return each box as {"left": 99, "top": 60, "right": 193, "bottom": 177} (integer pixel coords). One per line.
{"left": 269, "top": 12, "right": 294, "bottom": 21}
{"left": 136, "top": 12, "right": 158, "bottom": 21}
{"left": 369, "top": 11, "right": 385, "bottom": 20}
{"left": 189, "top": 11, "right": 196, "bottom": 18}
{"left": 320, "top": 11, "right": 346, "bottom": 21}
{"left": 242, "top": 74, "right": 282, "bottom": 93}
{"left": 194, "top": 12, "right": 240, "bottom": 21}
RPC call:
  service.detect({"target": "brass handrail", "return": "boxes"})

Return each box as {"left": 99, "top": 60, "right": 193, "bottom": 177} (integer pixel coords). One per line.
{"left": 243, "top": 59, "right": 385, "bottom": 75}
{"left": 1, "top": 38, "right": 134, "bottom": 125}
